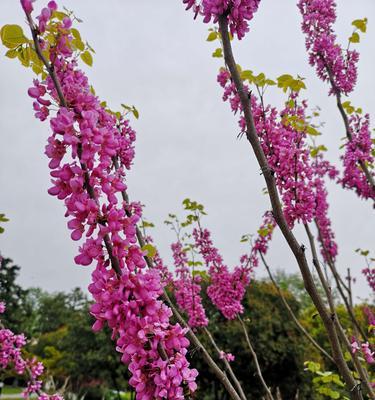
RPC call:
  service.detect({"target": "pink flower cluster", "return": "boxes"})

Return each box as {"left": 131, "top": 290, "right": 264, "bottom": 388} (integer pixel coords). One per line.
{"left": 218, "top": 70, "right": 318, "bottom": 228}
{"left": 298, "top": 0, "right": 359, "bottom": 95}
{"left": 183, "top": 0, "right": 261, "bottom": 39}
{"left": 24, "top": 2, "right": 197, "bottom": 398}
{"left": 218, "top": 69, "right": 339, "bottom": 262}
{"left": 364, "top": 307, "right": 375, "bottom": 328}
{"left": 340, "top": 113, "right": 375, "bottom": 200}
{"left": 171, "top": 242, "right": 209, "bottom": 328}
{"left": 312, "top": 155, "right": 339, "bottom": 262}
{"left": 219, "top": 351, "right": 235, "bottom": 362}
{"left": 21, "top": 0, "right": 35, "bottom": 13}
{"left": 89, "top": 267, "right": 198, "bottom": 399}
{"left": 362, "top": 267, "right": 375, "bottom": 293}
{"left": 0, "top": 302, "right": 63, "bottom": 399}
{"left": 351, "top": 338, "right": 374, "bottom": 364}
{"left": 193, "top": 227, "right": 250, "bottom": 320}
{"left": 250, "top": 211, "right": 276, "bottom": 267}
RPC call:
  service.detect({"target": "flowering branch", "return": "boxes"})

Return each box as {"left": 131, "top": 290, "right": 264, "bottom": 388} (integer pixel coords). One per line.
{"left": 325, "top": 65, "right": 375, "bottom": 196}
{"left": 217, "top": 14, "right": 362, "bottom": 400}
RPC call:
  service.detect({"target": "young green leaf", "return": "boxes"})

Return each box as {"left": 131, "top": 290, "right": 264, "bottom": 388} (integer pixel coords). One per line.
{"left": 80, "top": 50, "right": 93, "bottom": 66}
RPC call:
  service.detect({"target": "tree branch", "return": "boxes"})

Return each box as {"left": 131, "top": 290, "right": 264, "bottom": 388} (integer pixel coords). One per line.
{"left": 218, "top": 15, "right": 362, "bottom": 399}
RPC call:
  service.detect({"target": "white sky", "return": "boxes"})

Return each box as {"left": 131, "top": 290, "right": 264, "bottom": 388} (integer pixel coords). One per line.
{"left": 0, "top": 0, "right": 374, "bottom": 303}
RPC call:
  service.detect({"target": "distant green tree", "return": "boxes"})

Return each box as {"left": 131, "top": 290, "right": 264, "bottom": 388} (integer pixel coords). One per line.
{"left": 272, "top": 269, "right": 337, "bottom": 310}
{"left": 179, "top": 280, "right": 317, "bottom": 399}
{"left": 27, "top": 288, "right": 130, "bottom": 399}
{"left": 0, "top": 257, "right": 30, "bottom": 331}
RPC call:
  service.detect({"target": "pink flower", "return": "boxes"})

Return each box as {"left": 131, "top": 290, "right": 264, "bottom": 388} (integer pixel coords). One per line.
{"left": 183, "top": 0, "right": 261, "bottom": 39}
{"left": 219, "top": 351, "right": 235, "bottom": 362}
{"left": 193, "top": 227, "right": 250, "bottom": 320}
{"left": 20, "top": 0, "right": 34, "bottom": 13}
{"left": 298, "top": 0, "right": 359, "bottom": 95}
{"left": 340, "top": 113, "right": 374, "bottom": 200}
{"left": 172, "top": 241, "right": 208, "bottom": 328}
{"left": 22, "top": 1, "right": 198, "bottom": 396}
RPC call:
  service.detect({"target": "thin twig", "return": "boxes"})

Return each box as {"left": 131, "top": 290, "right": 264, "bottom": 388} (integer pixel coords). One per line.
{"left": 314, "top": 220, "right": 367, "bottom": 341}
{"left": 259, "top": 252, "right": 335, "bottom": 364}
{"left": 203, "top": 327, "right": 247, "bottom": 400}
{"left": 238, "top": 316, "right": 274, "bottom": 400}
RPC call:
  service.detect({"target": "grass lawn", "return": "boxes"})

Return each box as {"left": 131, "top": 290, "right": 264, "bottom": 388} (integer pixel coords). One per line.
{"left": 0, "top": 386, "right": 23, "bottom": 400}
{"left": 2, "top": 386, "right": 23, "bottom": 395}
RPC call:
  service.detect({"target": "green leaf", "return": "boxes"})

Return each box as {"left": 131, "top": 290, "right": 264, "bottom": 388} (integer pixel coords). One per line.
{"left": 0, "top": 214, "right": 9, "bottom": 222}
{"left": 277, "top": 74, "right": 293, "bottom": 88}
{"left": 52, "top": 10, "right": 69, "bottom": 21}
{"left": 5, "top": 48, "right": 17, "bottom": 58}
{"left": 142, "top": 244, "right": 157, "bottom": 259}
{"left": 121, "top": 104, "right": 139, "bottom": 119}
{"left": 254, "top": 72, "right": 266, "bottom": 87}
{"left": 310, "top": 145, "right": 327, "bottom": 158}
{"left": 17, "top": 46, "right": 31, "bottom": 67}
{"left": 212, "top": 48, "right": 223, "bottom": 58}
{"left": 290, "top": 79, "right": 306, "bottom": 92}
{"left": 132, "top": 106, "right": 139, "bottom": 119}
{"left": 71, "top": 28, "right": 82, "bottom": 41}
{"left": 141, "top": 220, "right": 155, "bottom": 228}
{"left": 72, "top": 38, "right": 85, "bottom": 51}
{"left": 31, "top": 64, "right": 42, "bottom": 75}
{"left": 306, "top": 125, "right": 321, "bottom": 136}
{"left": 344, "top": 105, "right": 355, "bottom": 114}
{"left": 240, "top": 70, "right": 254, "bottom": 82}
{"left": 80, "top": 50, "right": 93, "bottom": 66}
{"left": 304, "top": 361, "right": 320, "bottom": 373}
{"left": 265, "top": 79, "right": 276, "bottom": 86}
{"left": 258, "top": 227, "right": 269, "bottom": 237}
{"left": 352, "top": 18, "right": 367, "bottom": 33}
{"left": 187, "top": 261, "right": 203, "bottom": 267}
{"left": 349, "top": 32, "right": 360, "bottom": 43}
{"left": 192, "top": 270, "right": 209, "bottom": 280}
{"left": 1, "top": 24, "right": 29, "bottom": 49}
{"left": 206, "top": 31, "right": 218, "bottom": 41}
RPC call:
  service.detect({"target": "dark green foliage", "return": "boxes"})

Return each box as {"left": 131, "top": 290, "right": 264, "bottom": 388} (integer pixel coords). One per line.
{"left": 185, "top": 280, "right": 316, "bottom": 399}
{"left": 0, "top": 257, "right": 30, "bottom": 332}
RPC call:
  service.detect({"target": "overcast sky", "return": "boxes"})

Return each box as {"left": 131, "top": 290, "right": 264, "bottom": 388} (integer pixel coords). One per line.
{"left": 0, "top": 1, "right": 374, "bottom": 302}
